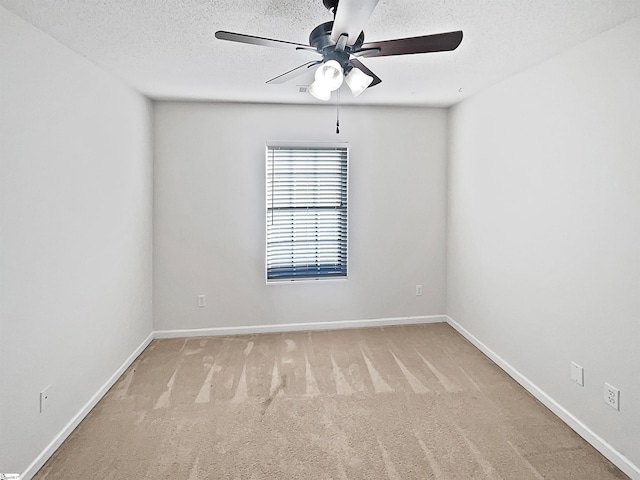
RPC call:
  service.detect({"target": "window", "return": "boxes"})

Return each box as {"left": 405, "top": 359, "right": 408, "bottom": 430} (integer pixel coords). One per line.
{"left": 266, "top": 144, "right": 348, "bottom": 282}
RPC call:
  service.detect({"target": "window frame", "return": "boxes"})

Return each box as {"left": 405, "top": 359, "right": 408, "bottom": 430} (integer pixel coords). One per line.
{"left": 265, "top": 141, "right": 349, "bottom": 284}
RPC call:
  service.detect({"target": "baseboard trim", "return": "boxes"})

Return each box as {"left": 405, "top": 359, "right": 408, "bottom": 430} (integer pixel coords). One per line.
{"left": 19, "top": 316, "right": 445, "bottom": 478}
{"left": 28, "top": 316, "right": 636, "bottom": 479}
{"left": 445, "top": 315, "right": 640, "bottom": 480}
{"left": 153, "top": 315, "right": 447, "bottom": 339}
{"left": 20, "top": 332, "right": 154, "bottom": 480}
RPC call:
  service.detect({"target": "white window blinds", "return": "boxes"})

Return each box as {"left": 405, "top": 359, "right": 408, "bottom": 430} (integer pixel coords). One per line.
{"left": 266, "top": 144, "right": 348, "bottom": 281}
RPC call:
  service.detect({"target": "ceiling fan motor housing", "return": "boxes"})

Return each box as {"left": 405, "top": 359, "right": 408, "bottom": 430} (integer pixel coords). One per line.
{"left": 309, "top": 22, "right": 364, "bottom": 71}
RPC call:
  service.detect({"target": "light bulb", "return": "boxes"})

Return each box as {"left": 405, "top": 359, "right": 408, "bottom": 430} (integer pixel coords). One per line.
{"left": 308, "top": 81, "right": 331, "bottom": 101}
{"left": 345, "top": 67, "right": 373, "bottom": 97}
{"left": 315, "top": 60, "right": 344, "bottom": 92}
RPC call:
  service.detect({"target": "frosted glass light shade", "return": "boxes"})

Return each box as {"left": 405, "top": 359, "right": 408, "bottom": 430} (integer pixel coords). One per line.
{"left": 308, "top": 81, "right": 331, "bottom": 101}
{"left": 345, "top": 67, "right": 373, "bottom": 97}
{"left": 315, "top": 60, "right": 344, "bottom": 92}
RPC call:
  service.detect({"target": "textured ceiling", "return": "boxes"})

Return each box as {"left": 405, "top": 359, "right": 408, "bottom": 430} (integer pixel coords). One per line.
{"left": 2, "top": 1, "right": 640, "bottom": 106}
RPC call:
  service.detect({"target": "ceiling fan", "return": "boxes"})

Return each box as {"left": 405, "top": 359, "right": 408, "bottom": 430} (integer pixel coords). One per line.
{"left": 215, "top": 0, "right": 463, "bottom": 101}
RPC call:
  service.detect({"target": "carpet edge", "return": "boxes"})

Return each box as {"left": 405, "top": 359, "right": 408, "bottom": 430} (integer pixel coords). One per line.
{"left": 153, "top": 315, "right": 447, "bottom": 338}
{"left": 446, "top": 315, "right": 639, "bottom": 480}
{"left": 21, "top": 331, "right": 154, "bottom": 480}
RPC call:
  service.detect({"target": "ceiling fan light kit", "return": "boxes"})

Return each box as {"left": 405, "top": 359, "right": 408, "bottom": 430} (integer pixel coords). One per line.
{"left": 345, "top": 67, "right": 374, "bottom": 97}
{"left": 315, "top": 59, "right": 344, "bottom": 91}
{"left": 308, "top": 81, "right": 331, "bottom": 101}
{"left": 215, "top": 0, "right": 462, "bottom": 103}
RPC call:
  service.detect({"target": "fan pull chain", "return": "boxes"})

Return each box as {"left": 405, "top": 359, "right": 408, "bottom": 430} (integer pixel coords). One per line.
{"left": 336, "top": 88, "right": 340, "bottom": 134}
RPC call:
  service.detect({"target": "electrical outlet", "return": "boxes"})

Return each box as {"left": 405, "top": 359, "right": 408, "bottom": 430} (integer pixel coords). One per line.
{"left": 604, "top": 383, "right": 620, "bottom": 411}
{"left": 40, "top": 385, "right": 51, "bottom": 413}
{"left": 415, "top": 285, "right": 423, "bottom": 296}
{"left": 570, "top": 362, "right": 584, "bottom": 386}
{"left": 197, "top": 295, "right": 206, "bottom": 307}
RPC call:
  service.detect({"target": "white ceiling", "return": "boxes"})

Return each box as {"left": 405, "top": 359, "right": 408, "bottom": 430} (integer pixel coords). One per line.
{"left": 3, "top": 1, "right": 639, "bottom": 106}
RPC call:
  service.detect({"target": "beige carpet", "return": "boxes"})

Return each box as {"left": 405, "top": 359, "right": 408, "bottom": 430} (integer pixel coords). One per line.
{"left": 34, "top": 323, "right": 628, "bottom": 479}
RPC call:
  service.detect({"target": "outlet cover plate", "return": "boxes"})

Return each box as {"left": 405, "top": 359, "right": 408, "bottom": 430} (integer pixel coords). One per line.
{"left": 570, "top": 362, "right": 584, "bottom": 386}
{"left": 40, "top": 385, "right": 51, "bottom": 413}
{"left": 604, "top": 383, "right": 620, "bottom": 410}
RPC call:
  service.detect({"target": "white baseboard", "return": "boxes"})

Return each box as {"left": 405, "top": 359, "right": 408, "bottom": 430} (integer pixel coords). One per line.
{"left": 20, "top": 332, "right": 154, "bottom": 480}
{"left": 19, "top": 316, "right": 444, "bottom": 478}
{"left": 153, "top": 314, "right": 447, "bottom": 339}
{"left": 446, "top": 315, "right": 640, "bottom": 480}
{"left": 29, "top": 316, "right": 636, "bottom": 480}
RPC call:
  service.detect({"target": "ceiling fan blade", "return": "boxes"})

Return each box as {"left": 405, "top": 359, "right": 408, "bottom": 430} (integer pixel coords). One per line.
{"left": 351, "top": 48, "right": 381, "bottom": 58}
{"left": 349, "top": 58, "right": 381, "bottom": 87}
{"left": 330, "top": 0, "right": 380, "bottom": 46}
{"left": 360, "top": 30, "right": 463, "bottom": 57}
{"left": 215, "top": 31, "right": 318, "bottom": 53}
{"left": 266, "top": 61, "right": 322, "bottom": 84}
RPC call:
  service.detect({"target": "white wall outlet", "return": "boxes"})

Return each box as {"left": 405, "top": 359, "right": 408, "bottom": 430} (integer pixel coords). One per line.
{"left": 415, "top": 285, "right": 423, "bottom": 296}
{"left": 40, "top": 385, "right": 51, "bottom": 413}
{"left": 604, "top": 383, "right": 620, "bottom": 410}
{"left": 570, "top": 362, "right": 584, "bottom": 386}
{"left": 197, "top": 295, "right": 206, "bottom": 307}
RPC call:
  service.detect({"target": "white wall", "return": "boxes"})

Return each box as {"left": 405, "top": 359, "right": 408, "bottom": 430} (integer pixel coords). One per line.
{"left": 0, "top": 7, "right": 153, "bottom": 475}
{"left": 154, "top": 102, "right": 447, "bottom": 331}
{"left": 5, "top": 2, "right": 636, "bottom": 475}
{"left": 448, "top": 17, "right": 640, "bottom": 472}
